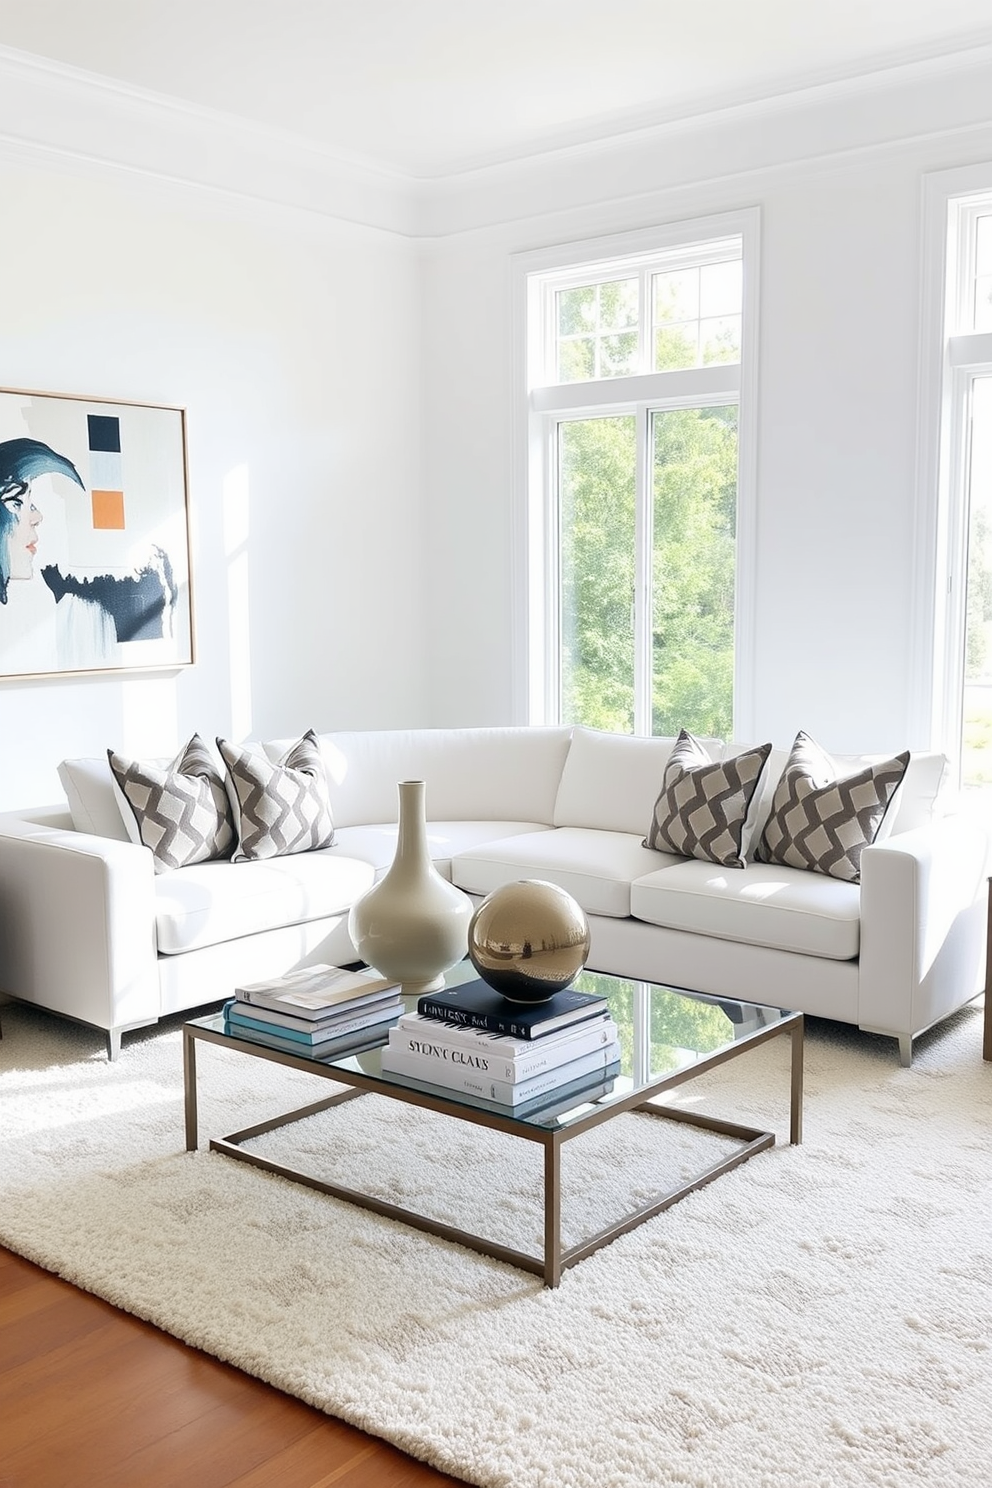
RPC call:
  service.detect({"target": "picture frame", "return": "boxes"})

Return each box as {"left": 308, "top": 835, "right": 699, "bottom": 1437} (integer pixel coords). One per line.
{"left": 0, "top": 387, "right": 193, "bottom": 680}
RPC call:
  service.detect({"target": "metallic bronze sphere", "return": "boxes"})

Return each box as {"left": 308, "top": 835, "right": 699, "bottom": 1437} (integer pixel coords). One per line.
{"left": 467, "top": 879, "right": 591, "bottom": 1004}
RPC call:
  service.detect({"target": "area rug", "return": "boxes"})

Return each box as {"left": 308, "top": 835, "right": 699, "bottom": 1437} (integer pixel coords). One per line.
{"left": 1, "top": 999, "right": 991, "bottom": 1488}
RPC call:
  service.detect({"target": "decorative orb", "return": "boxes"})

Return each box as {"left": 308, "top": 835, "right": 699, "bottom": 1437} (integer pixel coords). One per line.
{"left": 467, "top": 879, "right": 591, "bottom": 1004}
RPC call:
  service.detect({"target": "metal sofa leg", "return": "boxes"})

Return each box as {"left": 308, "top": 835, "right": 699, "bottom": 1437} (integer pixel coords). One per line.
{"left": 898, "top": 1033, "right": 912, "bottom": 1067}
{"left": 106, "top": 1027, "right": 122, "bottom": 1061}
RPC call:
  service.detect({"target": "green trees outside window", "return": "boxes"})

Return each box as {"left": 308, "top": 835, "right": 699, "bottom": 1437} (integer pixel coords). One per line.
{"left": 558, "top": 406, "right": 738, "bottom": 738}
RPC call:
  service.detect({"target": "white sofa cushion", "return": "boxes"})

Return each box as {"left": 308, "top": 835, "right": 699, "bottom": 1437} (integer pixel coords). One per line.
{"left": 868, "top": 750, "right": 946, "bottom": 836}
{"left": 333, "top": 820, "right": 555, "bottom": 878}
{"left": 154, "top": 851, "right": 375, "bottom": 955}
{"left": 630, "top": 859, "right": 861, "bottom": 960}
{"left": 553, "top": 727, "right": 724, "bottom": 834}
{"left": 451, "top": 827, "right": 676, "bottom": 918}
{"left": 263, "top": 726, "right": 572, "bottom": 829}
{"left": 58, "top": 757, "right": 132, "bottom": 841}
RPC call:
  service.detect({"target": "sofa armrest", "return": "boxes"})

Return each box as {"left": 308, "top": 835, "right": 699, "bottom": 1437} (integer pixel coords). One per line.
{"left": 0, "top": 820, "right": 159, "bottom": 1038}
{"left": 858, "top": 815, "right": 989, "bottom": 1045}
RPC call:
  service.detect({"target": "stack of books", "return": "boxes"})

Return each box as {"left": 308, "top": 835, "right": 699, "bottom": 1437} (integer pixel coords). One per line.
{"left": 379, "top": 977, "right": 621, "bottom": 1112}
{"left": 223, "top": 964, "right": 402, "bottom": 1057}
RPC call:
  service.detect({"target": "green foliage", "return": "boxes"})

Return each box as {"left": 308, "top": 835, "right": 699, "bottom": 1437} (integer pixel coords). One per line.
{"left": 560, "top": 416, "right": 636, "bottom": 732}
{"left": 598, "top": 278, "right": 638, "bottom": 330}
{"left": 577, "top": 971, "right": 734, "bottom": 1074}
{"left": 654, "top": 325, "right": 697, "bottom": 370}
{"left": 965, "top": 506, "right": 992, "bottom": 678}
{"left": 652, "top": 406, "right": 737, "bottom": 737}
{"left": 557, "top": 404, "right": 737, "bottom": 738}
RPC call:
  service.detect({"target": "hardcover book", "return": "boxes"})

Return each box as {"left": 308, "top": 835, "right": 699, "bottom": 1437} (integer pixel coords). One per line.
{"left": 235, "top": 964, "right": 399, "bottom": 1019}
{"left": 482, "top": 1066, "right": 621, "bottom": 1122}
{"left": 391, "top": 1012, "right": 618, "bottom": 1083}
{"left": 379, "top": 1040, "right": 621, "bottom": 1106}
{"left": 417, "top": 978, "right": 608, "bottom": 1040}
{"left": 224, "top": 999, "right": 401, "bottom": 1045}
{"left": 222, "top": 1016, "right": 396, "bottom": 1060}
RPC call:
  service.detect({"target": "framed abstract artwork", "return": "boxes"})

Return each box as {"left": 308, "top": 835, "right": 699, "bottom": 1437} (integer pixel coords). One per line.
{"left": 0, "top": 388, "right": 193, "bottom": 679}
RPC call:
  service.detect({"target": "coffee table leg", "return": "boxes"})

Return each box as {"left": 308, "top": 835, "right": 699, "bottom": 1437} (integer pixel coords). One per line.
{"left": 183, "top": 1027, "right": 198, "bottom": 1152}
{"left": 789, "top": 1016, "right": 804, "bottom": 1145}
{"left": 544, "top": 1137, "right": 562, "bottom": 1288}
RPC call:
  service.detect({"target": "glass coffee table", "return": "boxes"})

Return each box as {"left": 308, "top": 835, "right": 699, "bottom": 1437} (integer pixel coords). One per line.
{"left": 183, "top": 964, "right": 803, "bottom": 1287}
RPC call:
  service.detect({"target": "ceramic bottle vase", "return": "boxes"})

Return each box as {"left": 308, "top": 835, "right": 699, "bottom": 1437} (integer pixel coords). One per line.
{"left": 348, "top": 779, "right": 474, "bottom": 995}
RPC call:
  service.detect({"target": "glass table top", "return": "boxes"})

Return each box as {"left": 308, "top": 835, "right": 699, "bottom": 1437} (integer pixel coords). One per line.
{"left": 188, "top": 961, "right": 794, "bottom": 1132}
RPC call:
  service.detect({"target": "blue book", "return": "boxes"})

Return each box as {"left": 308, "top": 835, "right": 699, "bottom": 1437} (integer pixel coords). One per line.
{"left": 224, "top": 1000, "right": 399, "bottom": 1046}
{"left": 222, "top": 1017, "right": 395, "bottom": 1060}
{"left": 418, "top": 978, "right": 608, "bottom": 1040}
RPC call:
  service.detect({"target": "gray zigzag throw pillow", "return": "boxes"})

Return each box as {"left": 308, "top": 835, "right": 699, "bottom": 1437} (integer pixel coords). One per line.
{"left": 218, "top": 730, "right": 334, "bottom": 862}
{"left": 643, "top": 730, "right": 772, "bottom": 868}
{"left": 756, "top": 731, "right": 910, "bottom": 883}
{"left": 108, "top": 733, "right": 235, "bottom": 873}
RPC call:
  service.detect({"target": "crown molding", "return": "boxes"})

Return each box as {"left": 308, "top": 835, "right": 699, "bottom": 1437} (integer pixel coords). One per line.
{"left": 409, "top": 33, "right": 992, "bottom": 181}
{"left": 414, "top": 47, "right": 992, "bottom": 238}
{"left": 0, "top": 44, "right": 418, "bottom": 238}
{"left": 0, "top": 39, "right": 991, "bottom": 242}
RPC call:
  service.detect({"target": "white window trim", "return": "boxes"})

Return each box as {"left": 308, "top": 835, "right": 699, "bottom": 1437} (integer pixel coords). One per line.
{"left": 915, "top": 165, "right": 992, "bottom": 767}
{"left": 510, "top": 208, "right": 760, "bottom": 736}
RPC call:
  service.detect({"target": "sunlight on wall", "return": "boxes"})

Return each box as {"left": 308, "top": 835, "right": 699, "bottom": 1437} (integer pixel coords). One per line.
{"left": 224, "top": 463, "right": 252, "bottom": 739}
{"left": 121, "top": 674, "right": 178, "bottom": 755}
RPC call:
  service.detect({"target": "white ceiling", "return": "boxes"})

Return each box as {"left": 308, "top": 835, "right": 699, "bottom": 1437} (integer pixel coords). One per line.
{"left": 2, "top": 0, "right": 992, "bottom": 179}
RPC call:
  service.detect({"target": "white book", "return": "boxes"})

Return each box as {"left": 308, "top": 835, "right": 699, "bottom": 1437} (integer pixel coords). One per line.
{"left": 391, "top": 1013, "right": 619, "bottom": 1083}
{"left": 379, "top": 1041, "right": 622, "bottom": 1107}
{"left": 235, "top": 964, "right": 399, "bottom": 1018}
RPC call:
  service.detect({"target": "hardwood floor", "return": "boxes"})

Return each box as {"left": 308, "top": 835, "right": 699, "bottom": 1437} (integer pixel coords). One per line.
{"left": 0, "top": 1247, "right": 466, "bottom": 1488}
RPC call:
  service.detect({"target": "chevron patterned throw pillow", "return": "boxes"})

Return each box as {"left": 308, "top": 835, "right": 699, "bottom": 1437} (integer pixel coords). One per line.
{"left": 756, "top": 731, "right": 910, "bottom": 883}
{"left": 217, "top": 730, "right": 334, "bottom": 863}
{"left": 108, "top": 734, "right": 235, "bottom": 873}
{"left": 644, "top": 729, "right": 772, "bottom": 868}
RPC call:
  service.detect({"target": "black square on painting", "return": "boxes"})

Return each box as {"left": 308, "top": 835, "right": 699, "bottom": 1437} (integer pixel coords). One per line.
{"left": 87, "top": 414, "right": 121, "bottom": 452}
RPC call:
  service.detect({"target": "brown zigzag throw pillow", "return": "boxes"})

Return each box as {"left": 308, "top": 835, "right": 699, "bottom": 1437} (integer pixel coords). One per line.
{"left": 644, "top": 729, "right": 772, "bottom": 868}
{"left": 756, "top": 730, "right": 909, "bottom": 883}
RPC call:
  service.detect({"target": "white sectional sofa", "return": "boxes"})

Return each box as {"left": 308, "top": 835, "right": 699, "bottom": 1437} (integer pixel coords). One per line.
{"left": 0, "top": 725, "right": 986, "bottom": 1065}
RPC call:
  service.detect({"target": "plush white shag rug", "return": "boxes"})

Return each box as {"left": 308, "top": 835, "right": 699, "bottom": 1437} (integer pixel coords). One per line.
{"left": 1, "top": 999, "right": 991, "bottom": 1488}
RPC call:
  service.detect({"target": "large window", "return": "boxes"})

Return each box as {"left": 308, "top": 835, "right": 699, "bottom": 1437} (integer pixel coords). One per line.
{"left": 517, "top": 215, "right": 757, "bottom": 738}
{"left": 924, "top": 176, "right": 992, "bottom": 795}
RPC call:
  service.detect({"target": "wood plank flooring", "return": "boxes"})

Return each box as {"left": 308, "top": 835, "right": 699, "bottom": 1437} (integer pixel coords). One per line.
{"left": 0, "top": 1247, "right": 466, "bottom": 1488}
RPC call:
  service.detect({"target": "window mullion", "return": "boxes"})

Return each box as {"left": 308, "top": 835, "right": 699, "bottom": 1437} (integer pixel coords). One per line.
{"left": 633, "top": 405, "right": 652, "bottom": 735}
{"left": 941, "top": 368, "right": 974, "bottom": 771}
{"left": 640, "top": 264, "right": 652, "bottom": 375}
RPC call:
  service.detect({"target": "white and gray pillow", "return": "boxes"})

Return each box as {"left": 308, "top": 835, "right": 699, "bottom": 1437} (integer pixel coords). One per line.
{"left": 218, "top": 729, "right": 334, "bottom": 862}
{"left": 108, "top": 734, "right": 235, "bottom": 873}
{"left": 644, "top": 729, "right": 772, "bottom": 868}
{"left": 756, "top": 730, "right": 910, "bottom": 883}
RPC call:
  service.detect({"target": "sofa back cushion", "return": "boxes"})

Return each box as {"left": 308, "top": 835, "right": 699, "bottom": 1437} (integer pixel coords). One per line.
{"left": 263, "top": 727, "right": 572, "bottom": 828}
{"left": 726, "top": 742, "right": 947, "bottom": 844}
{"left": 862, "top": 750, "right": 946, "bottom": 836}
{"left": 58, "top": 757, "right": 131, "bottom": 841}
{"left": 553, "top": 727, "right": 725, "bottom": 835}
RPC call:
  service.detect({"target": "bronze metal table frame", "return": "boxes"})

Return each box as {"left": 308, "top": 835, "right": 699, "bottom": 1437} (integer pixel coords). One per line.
{"left": 184, "top": 1010, "right": 803, "bottom": 1288}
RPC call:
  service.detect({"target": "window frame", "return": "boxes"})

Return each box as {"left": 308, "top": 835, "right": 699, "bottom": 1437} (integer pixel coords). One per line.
{"left": 916, "top": 166, "right": 992, "bottom": 778}
{"left": 511, "top": 210, "right": 760, "bottom": 737}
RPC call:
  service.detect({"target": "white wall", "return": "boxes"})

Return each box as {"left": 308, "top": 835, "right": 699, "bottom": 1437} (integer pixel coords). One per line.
{"left": 3, "top": 50, "right": 992, "bottom": 815}
{"left": 420, "top": 74, "right": 992, "bottom": 756}
{"left": 0, "top": 157, "right": 426, "bottom": 810}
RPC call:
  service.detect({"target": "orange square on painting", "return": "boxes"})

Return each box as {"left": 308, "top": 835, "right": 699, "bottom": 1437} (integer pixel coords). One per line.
{"left": 92, "top": 489, "right": 125, "bottom": 529}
